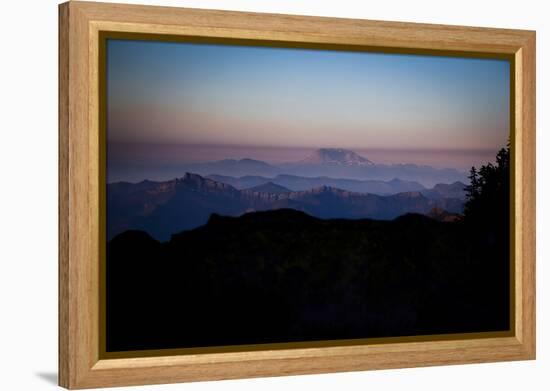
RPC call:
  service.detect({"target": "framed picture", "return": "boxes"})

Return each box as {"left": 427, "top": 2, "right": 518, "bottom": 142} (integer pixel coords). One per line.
{"left": 59, "top": 1, "right": 536, "bottom": 389}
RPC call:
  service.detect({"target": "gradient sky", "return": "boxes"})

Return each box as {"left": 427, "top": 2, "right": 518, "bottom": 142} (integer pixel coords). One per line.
{"left": 107, "top": 39, "right": 510, "bottom": 168}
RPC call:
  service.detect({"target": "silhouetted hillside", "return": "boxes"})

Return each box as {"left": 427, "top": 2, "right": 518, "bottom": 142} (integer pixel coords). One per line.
{"left": 107, "top": 209, "right": 509, "bottom": 352}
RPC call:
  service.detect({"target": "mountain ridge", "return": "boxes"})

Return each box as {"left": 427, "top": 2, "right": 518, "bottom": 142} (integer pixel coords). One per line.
{"left": 206, "top": 173, "right": 428, "bottom": 195}
{"left": 108, "top": 173, "right": 465, "bottom": 240}
{"left": 246, "top": 182, "right": 291, "bottom": 194}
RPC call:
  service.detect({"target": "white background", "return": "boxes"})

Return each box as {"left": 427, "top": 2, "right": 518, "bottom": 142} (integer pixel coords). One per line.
{"left": 0, "top": 0, "right": 547, "bottom": 389}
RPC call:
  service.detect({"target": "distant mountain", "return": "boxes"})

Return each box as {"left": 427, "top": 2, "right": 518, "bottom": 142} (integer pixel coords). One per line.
{"left": 107, "top": 173, "right": 245, "bottom": 241}
{"left": 206, "top": 175, "right": 268, "bottom": 189}
{"left": 279, "top": 161, "right": 468, "bottom": 187}
{"left": 422, "top": 181, "right": 467, "bottom": 199}
{"left": 208, "top": 174, "right": 467, "bottom": 200}
{"left": 108, "top": 173, "right": 464, "bottom": 240}
{"left": 183, "top": 158, "right": 280, "bottom": 177}
{"left": 300, "top": 148, "right": 374, "bottom": 166}
{"left": 207, "top": 174, "right": 425, "bottom": 195}
{"left": 269, "top": 187, "right": 460, "bottom": 221}
{"left": 174, "top": 149, "right": 468, "bottom": 187}
{"left": 246, "top": 182, "right": 291, "bottom": 194}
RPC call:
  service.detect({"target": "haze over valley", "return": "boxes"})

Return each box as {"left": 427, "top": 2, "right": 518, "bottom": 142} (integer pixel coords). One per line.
{"left": 107, "top": 148, "right": 468, "bottom": 241}
{"left": 108, "top": 145, "right": 490, "bottom": 186}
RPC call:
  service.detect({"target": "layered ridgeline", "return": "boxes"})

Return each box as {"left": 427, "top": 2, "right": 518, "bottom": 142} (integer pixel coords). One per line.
{"left": 175, "top": 148, "right": 468, "bottom": 187}
{"left": 207, "top": 174, "right": 466, "bottom": 196}
{"left": 107, "top": 173, "right": 466, "bottom": 241}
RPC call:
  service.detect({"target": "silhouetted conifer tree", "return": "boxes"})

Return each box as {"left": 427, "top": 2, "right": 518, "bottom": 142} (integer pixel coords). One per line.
{"left": 460, "top": 143, "right": 510, "bottom": 331}
{"left": 463, "top": 144, "right": 510, "bottom": 227}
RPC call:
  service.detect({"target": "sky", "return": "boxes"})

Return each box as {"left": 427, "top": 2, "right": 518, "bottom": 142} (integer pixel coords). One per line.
{"left": 106, "top": 38, "right": 510, "bottom": 172}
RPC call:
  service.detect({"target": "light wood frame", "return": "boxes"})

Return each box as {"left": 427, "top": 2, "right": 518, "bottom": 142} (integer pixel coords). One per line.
{"left": 59, "top": 1, "right": 536, "bottom": 389}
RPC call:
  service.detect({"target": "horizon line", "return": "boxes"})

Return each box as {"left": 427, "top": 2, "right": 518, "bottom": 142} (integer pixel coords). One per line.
{"left": 106, "top": 141, "right": 502, "bottom": 154}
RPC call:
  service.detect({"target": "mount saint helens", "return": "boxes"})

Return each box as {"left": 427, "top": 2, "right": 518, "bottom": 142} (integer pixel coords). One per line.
{"left": 298, "top": 148, "right": 374, "bottom": 166}
{"left": 107, "top": 172, "right": 465, "bottom": 241}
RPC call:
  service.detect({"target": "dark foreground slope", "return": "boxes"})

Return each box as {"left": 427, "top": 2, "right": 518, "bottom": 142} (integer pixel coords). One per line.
{"left": 106, "top": 209, "right": 509, "bottom": 352}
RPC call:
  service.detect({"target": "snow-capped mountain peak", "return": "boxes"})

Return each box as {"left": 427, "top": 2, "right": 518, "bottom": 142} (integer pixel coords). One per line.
{"left": 300, "top": 148, "right": 374, "bottom": 166}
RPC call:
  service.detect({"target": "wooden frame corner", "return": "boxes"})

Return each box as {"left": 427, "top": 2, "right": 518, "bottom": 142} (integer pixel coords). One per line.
{"left": 59, "top": 1, "right": 536, "bottom": 388}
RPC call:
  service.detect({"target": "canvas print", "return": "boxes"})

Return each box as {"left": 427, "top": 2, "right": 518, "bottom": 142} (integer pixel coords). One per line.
{"left": 105, "top": 39, "right": 511, "bottom": 352}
